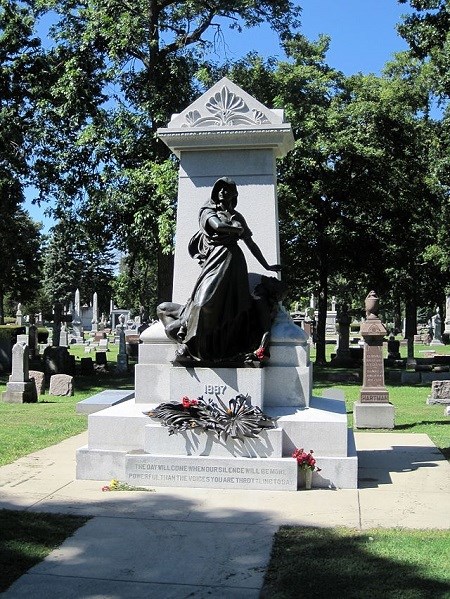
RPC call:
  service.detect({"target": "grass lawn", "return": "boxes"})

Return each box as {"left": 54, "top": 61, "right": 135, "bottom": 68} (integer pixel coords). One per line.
{"left": 0, "top": 342, "right": 135, "bottom": 465}
{"left": 261, "top": 526, "right": 450, "bottom": 599}
{"left": 0, "top": 509, "right": 90, "bottom": 593}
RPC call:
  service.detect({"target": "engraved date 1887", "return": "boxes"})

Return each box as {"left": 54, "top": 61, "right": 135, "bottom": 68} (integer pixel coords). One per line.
{"left": 204, "top": 385, "right": 227, "bottom": 395}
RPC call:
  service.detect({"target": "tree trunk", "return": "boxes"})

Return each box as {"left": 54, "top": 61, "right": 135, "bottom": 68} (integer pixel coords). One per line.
{"left": 315, "top": 269, "right": 328, "bottom": 365}
{"left": 0, "top": 286, "right": 4, "bottom": 325}
{"left": 394, "top": 296, "right": 402, "bottom": 334}
{"left": 157, "top": 248, "right": 173, "bottom": 305}
{"left": 405, "top": 299, "right": 417, "bottom": 365}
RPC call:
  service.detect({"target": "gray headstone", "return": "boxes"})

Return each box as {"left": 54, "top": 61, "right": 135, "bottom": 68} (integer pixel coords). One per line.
{"left": 29, "top": 370, "right": 45, "bottom": 395}
{"left": 49, "top": 374, "right": 74, "bottom": 396}
{"left": 427, "top": 380, "right": 450, "bottom": 405}
{"left": 2, "top": 342, "right": 37, "bottom": 403}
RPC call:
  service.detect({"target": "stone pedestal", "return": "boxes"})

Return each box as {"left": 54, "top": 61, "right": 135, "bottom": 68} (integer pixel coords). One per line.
{"left": 170, "top": 366, "right": 265, "bottom": 407}
{"left": 354, "top": 301, "right": 394, "bottom": 429}
{"left": 136, "top": 307, "right": 312, "bottom": 409}
{"left": 2, "top": 381, "right": 36, "bottom": 403}
{"left": 353, "top": 402, "right": 395, "bottom": 429}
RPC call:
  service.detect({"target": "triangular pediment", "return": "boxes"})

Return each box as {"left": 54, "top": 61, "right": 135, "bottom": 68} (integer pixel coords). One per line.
{"left": 167, "top": 77, "right": 284, "bottom": 129}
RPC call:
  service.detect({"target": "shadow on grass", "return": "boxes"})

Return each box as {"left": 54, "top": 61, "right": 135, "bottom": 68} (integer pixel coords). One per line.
{"left": 261, "top": 526, "right": 450, "bottom": 599}
{"left": 395, "top": 421, "right": 450, "bottom": 429}
{"left": 73, "top": 370, "right": 135, "bottom": 393}
{"left": 0, "top": 510, "right": 90, "bottom": 593}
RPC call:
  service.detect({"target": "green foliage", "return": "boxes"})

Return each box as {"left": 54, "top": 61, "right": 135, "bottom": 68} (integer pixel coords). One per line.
{"left": 223, "top": 31, "right": 447, "bottom": 361}
{"left": 42, "top": 219, "right": 115, "bottom": 313}
{"left": 0, "top": 2, "right": 46, "bottom": 322}
{"left": 2, "top": 0, "right": 449, "bottom": 340}
{"left": 25, "top": 0, "right": 302, "bottom": 306}
{"left": 0, "top": 325, "right": 25, "bottom": 341}
{"left": 398, "top": 0, "right": 450, "bottom": 99}
{"left": 112, "top": 254, "right": 158, "bottom": 316}
{"left": 0, "top": 206, "right": 42, "bottom": 323}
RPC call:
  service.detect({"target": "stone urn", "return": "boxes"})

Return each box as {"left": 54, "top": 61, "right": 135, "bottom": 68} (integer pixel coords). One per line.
{"left": 365, "top": 291, "right": 379, "bottom": 320}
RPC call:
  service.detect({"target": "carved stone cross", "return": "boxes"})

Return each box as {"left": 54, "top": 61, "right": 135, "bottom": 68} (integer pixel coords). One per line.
{"left": 46, "top": 302, "right": 73, "bottom": 347}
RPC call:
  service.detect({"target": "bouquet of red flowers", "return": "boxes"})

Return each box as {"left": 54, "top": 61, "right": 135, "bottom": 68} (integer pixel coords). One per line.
{"left": 292, "top": 448, "right": 321, "bottom": 472}
{"left": 181, "top": 396, "right": 198, "bottom": 409}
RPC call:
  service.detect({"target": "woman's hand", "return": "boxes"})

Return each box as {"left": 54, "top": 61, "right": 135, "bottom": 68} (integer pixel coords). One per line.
{"left": 267, "top": 264, "right": 282, "bottom": 272}
{"left": 230, "top": 220, "right": 244, "bottom": 235}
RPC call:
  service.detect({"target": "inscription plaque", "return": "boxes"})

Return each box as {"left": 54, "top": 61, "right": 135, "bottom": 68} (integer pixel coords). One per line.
{"left": 125, "top": 455, "right": 297, "bottom": 491}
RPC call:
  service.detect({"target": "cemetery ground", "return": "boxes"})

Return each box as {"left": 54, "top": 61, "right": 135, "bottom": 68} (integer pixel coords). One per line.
{"left": 0, "top": 341, "right": 449, "bottom": 595}
{"left": 261, "top": 527, "right": 449, "bottom": 598}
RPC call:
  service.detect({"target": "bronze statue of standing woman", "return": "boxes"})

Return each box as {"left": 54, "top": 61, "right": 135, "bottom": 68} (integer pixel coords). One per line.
{"left": 157, "top": 177, "right": 282, "bottom": 363}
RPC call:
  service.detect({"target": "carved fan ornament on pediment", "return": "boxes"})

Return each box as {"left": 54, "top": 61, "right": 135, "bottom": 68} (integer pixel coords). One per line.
{"left": 183, "top": 86, "right": 270, "bottom": 128}
{"left": 368, "top": 325, "right": 380, "bottom": 333}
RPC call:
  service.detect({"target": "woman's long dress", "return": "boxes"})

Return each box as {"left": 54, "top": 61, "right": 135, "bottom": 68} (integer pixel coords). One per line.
{"left": 178, "top": 203, "right": 259, "bottom": 361}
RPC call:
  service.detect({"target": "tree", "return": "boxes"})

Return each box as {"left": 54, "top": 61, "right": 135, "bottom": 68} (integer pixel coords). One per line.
{"left": 398, "top": 0, "right": 450, "bottom": 99}
{"left": 394, "top": 1, "right": 450, "bottom": 336}
{"left": 28, "top": 1, "right": 302, "bottom": 310}
{"left": 223, "top": 33, "right": 442, "bottom": 362}
{"left": 42, "top": 218, "right": 115, "bottom": 314}
{"left": 112, "top": 255, "right": 158, "bottom": 316}
{"left": 0, "top": 199, "right": 42, "bottom": 323}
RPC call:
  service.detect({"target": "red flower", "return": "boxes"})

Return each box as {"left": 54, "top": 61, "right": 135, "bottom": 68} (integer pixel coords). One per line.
{"left": 102, "top": 485, "right": 110, "bottom": 492}
{"left": 181, "top": 396, "right": 199, "bottom": 409}
{"left": 255, "top": 346, "right": 266, "bottom": 360}
{"left": 292, "top": 447, "right": 321, "bottom": 472}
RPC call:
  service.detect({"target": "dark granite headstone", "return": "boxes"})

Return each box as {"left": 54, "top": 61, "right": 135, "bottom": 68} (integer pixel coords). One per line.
{"left": 387, "top": 335, "right": 401, "bottom": 360}
{"left": 43, "top": 346, "right": 74, "bottom": 382}
{"left": 330, "top": 304, "right": 354, "bottom": 367}
{"left": 95, "top": 352, "right": 108, "bottom": 366}
{"left": 80, "top": 357, "right": 95, "bottom": 375}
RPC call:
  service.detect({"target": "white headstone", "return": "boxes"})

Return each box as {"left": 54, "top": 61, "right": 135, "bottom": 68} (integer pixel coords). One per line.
{"left": 16, "top": 303, "right": 23, "bottom": 326}
{"left": 10, "top": 341, "right": 28, "bottom": 382}
{"left": 431, "top": 307, "right": 444, "bottom": 345}
{"left": 445, "top": 295, "right": 450, "bottom": 334}
{"left": 74, "top": 289, "right": 81, "bottom": 323}
{"left": 92, "top": 292, "right": 98, "bottom": 329}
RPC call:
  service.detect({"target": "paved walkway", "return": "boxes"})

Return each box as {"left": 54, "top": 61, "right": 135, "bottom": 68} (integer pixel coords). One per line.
{"left": 1, "top": 432, "right": 449, "bottom": 598}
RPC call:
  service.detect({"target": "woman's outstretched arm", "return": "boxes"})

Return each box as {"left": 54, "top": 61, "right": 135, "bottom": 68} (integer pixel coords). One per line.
{"left": 244, "top": 238, "right": 281, "bottom": 272}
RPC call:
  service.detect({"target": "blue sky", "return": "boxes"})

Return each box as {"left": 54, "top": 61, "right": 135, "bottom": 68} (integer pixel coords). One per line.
{"left": 27, "top": 1, "right": 414, "bottom": 230}
{"left": 212, "top": 0, "right": 414, "bottom": 74}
